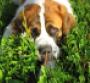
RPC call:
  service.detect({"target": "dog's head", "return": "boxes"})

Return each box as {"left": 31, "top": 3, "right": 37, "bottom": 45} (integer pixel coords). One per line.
{"left": 12, "top": 0, "right": 75, "bottom": 65}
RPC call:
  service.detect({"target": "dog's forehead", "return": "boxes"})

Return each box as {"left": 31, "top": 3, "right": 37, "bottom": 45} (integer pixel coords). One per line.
{"left": 24, "top": 0, "right": 64, "bottom": 28}
{"left": 24, "top": 0, "right": 72, "bottom": 22}
{"left": 24, "top": 0, "right": 73, "bottom": 13}
{"left": 22, "top": 0, "right": 74, "bottom": 35}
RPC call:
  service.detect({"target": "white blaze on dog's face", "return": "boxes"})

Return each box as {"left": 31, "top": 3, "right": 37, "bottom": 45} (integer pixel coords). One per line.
{"left": 4, "top": 0, "right": 75, "bottom": 65}
{"left": 35, "top": 0, "right": 60, "bottom": 61}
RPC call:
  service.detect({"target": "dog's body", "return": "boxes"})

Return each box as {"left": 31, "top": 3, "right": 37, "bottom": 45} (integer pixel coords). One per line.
{"left": 3, "top": 0, "right": 75, "bottom": 67}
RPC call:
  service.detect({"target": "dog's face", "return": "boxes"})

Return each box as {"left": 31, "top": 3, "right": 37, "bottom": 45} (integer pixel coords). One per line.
{"left": 11, "top": 0, "right": 75, "bottom": 65}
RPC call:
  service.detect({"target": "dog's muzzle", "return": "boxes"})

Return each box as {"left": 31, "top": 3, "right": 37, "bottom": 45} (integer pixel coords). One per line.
{"left": 38, "top": 45, "right": 53, "bottom": 64}
{"left": 35, "top": 30, "right": 60, "bottom": 66}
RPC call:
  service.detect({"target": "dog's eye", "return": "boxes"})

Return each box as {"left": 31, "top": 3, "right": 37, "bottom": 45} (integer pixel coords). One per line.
{"left": 47, "top": 25, "right": 58, "bottom": 37}
{"left": 31, "top": 27, "right": 40, "bottom": 38}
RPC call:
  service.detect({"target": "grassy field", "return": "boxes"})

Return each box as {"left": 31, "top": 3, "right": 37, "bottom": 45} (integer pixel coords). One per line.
{"left": 0, "top": 0, "right": 90, "bottom": 83}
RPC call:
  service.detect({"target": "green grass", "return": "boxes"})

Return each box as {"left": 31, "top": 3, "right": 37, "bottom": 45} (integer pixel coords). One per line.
{"left": 0, "top": 0, "right": 90, "bottom": 83}
{"left": 0, "top": 35, "right": 37, "bottom": 83}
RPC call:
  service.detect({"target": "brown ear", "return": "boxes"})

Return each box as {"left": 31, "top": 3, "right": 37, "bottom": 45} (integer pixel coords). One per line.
{"left": 24, "top": 4, "right": 40, "bottom": 21}
{"left": 11, "top": 4, "right": 40, "bottom": 34}
{"left": 63, "top": 13, "right": 75, "bottom": 34}
{"left": 57, "top": 4, "right": 75, "bottom": 35}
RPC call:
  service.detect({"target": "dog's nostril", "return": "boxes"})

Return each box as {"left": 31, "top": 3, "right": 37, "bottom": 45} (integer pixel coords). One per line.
{"left": 38, "top": 45, "right": 52, "bottom": 55}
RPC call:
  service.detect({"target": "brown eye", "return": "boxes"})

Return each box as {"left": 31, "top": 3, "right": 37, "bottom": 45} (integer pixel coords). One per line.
{"left": 47, "top": 25, "right": 58, "bottom": 37}
{"left": 31, "top": 27, "right": 40, "bottom": 38}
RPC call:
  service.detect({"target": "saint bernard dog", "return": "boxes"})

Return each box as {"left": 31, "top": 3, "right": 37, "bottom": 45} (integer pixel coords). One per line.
{"left": 3, "top": 0, "right": 75, "bottom": 67}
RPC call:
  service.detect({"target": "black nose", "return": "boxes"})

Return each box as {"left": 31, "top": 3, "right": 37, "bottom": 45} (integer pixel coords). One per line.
{"left": 38, "top": 45, "right": 52, "bottom": 55}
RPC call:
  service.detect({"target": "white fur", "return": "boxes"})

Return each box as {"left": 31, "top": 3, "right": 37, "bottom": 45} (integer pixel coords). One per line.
{"left": 3, "top": 24, "right": 14, "bottom": 37}
{"left": 3, "top": 0, "right": 73, "bottom": 60}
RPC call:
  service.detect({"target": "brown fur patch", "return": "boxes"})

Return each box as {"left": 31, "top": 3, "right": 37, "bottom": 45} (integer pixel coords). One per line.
{"left": 12, "top": 4, "right": 41, "bottom": 37}
{"left": 45, "top": 0, "right": 75, "bottom": 38}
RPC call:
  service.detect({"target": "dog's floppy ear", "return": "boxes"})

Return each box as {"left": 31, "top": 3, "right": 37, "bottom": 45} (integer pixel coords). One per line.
{"left": 62, "top": 13, "right": 75, "bottom": 35}
{"left": 10, "top": 4, "right": 40, "bottom": 34}
{"left": 58, "top": 4, "right": 75, "bottom": 35}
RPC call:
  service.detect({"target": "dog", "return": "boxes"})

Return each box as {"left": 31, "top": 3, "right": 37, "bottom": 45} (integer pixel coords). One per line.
{"left": 3, "top": 0, "right": 75, "bottom": 68}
